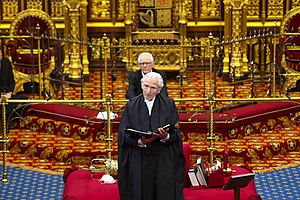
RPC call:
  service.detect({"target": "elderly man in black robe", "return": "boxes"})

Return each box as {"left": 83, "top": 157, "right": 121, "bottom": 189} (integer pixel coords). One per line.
{"left": 125, "top": 52, "right": 168, "bottom": 99}
{"left": 118, "top": 72, "right": 186, "bottom": 200}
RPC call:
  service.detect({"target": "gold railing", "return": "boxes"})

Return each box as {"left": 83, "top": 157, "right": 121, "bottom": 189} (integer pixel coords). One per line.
{"left": 2, "top": 26, "right": 299, "bottom": 180}
{"left": 2, "top": 95, "right": 300, "bottom": 181}
{"left": 2, "top": 26, "right": 284, "bottom": 97}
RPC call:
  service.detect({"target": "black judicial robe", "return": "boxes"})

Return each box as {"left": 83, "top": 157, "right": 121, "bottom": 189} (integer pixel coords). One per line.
{"left": 118, "top": 94, "right": 186, "bottom": 200}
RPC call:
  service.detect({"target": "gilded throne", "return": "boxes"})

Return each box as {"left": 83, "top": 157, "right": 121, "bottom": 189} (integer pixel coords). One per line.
{"left": 125, "top": 0, "right": 187, "bottom": 73}
{"left": 5, "top": 9, "right": 58, "bottom": 97}
{"left": 280, "top": 7, "right": 300, "bottom": 92}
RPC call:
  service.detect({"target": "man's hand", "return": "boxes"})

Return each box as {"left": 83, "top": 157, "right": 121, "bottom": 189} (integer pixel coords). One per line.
{"left": 153, "top": 127, "right": 169, "bottom": 140}
{"left": 5, "top": 92, "right": 12, "bottom": 99}
{"left": 141, "top": 135, "right": 158, "bottom": 145}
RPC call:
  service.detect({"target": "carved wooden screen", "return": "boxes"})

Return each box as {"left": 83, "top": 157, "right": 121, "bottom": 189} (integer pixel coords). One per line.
{"left": 126, "top": 0, "right": 186, "bottom": 72}
{"left": 138, "top": 0, "right": 174, "bottom": 28}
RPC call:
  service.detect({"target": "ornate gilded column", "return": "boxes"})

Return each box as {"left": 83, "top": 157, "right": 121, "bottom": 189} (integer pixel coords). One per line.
{"left": 178, "top": 0, "right": 188, "bottom": 75}
{"left": 124, "top": 0, "right": 135, "bottom": 72}
{"left": 63, "top": 0, "right": 88, "bottom": 80}
{"left": 80, "top": 0, "right": 89, "bottom": 76}
{"left": 241, "top": 0, "right": 249, "bottom": 73}
{"left": 226, "top": 0, "right": 247, "bottom": 79}
{"left": 223, "top": 0, "right": 232, "bottom": 80}
{"left": 63, "top": 0, "right": 71, "bottom": 74}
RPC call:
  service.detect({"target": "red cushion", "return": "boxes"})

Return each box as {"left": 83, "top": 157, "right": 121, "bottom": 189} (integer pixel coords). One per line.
{"left": 287, "top": 50, "right": 300, "bottom": 62}
{"left": 183, "top": 143, "right": 191, "bottom": 187}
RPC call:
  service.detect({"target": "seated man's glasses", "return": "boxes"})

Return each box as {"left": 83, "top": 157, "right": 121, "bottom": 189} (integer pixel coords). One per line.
{"left": 142, "top": 84, "right": 158, "bottom": 92}
{"left": 139, "top": 62, "right": 152, "bottom": 66}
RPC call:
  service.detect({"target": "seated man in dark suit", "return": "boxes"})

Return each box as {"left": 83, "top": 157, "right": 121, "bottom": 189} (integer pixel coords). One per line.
{"left": 126, "top": 52, "right": 168, "bottom": 99}
{"left": 0, "top": 48, "right": 15, "bottom": 100}
{"left": 0, "top": 49, "right": 28, "bottom": 124}
{"left": 0, "top": 48, "right": 15, "bottom": 129}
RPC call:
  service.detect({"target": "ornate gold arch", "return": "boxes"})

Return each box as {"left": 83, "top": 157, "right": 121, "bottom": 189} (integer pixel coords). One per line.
{"left": 279, "top": 7, "right": 300, "bottom": 92}
{"left": 9, "top": 9, "right": 56, "bottom": 37}
{"left": 7, "top": 9, "right": 57, "bottom": 98}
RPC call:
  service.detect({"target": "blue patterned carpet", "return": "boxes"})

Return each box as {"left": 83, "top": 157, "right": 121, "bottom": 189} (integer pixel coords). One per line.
{"left": 0, "top": 165, "right": 299, "bottom": 200}
{"left": 254, "top": 165, "right": 300, "bottom": 200}
{"left": 0, "top": 165, "right": 64, "bottom": 200}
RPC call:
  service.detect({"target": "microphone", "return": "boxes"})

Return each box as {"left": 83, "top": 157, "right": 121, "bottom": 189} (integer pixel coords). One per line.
{"left": 111, "top": 70, "right": 117, "bottom": 81}
{"left": 285, "top": 91, "right": 291, "bottom": 100}
{"left": 218, "top": 65, "right": 223, "bottom": 77}
{"left": 46, "top": 94, "right": 54, "bottom": 101}
{"left": 44, "top": 90, "right": 54, "bottom": 101}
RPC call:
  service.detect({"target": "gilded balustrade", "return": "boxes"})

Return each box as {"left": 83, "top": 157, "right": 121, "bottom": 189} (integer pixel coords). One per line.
{"left": 0, "top": 25, "right": 292, "bottom": 180}
{"left": 2, "top": 94, "right": 300, "bottom": 180}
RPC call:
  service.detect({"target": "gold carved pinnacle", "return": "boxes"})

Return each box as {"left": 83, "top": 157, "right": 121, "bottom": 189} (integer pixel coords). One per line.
{"left": 228, "top": 0, "right": 245, "bottom": 9}
{"left": 178, "top": 12, "right": 187, "bottom": 25}
{"left": 81, "top": 0, "right": 88, "bottom": 7}
{"left": 64, "top": 0, "right": 82, "bottom": 11}
{"left": 124, "top": 13, "right": 134, "bottom": 25}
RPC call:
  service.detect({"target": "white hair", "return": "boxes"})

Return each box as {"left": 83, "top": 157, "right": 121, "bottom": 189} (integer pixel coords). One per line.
{"left": 141, "top": 72, "right": 164, "bottom": 88}
{"left": 137, "top": 52, "right": 154, "bottom": 63}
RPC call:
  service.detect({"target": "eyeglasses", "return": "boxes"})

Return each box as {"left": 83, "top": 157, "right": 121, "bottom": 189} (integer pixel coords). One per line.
{"left": 139, "top": 62, "right": 152, "bottom": 66}
{"left": 142, "top": 84, "right": 158, "bottom": 92}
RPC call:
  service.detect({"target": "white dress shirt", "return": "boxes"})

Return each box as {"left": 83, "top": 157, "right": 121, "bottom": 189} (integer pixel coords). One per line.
{"left": 144, "top": 97, "right": 155, "bottom": 116}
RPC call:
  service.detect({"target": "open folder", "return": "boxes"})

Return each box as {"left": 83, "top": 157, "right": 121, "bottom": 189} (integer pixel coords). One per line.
{"left": 125, "top": 122, "right": 179, "bottom": 137}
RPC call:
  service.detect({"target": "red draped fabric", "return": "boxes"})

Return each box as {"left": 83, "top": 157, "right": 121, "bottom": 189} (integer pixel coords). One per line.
{"left": 62, "top": 144, "right": 261, "bottom": 200}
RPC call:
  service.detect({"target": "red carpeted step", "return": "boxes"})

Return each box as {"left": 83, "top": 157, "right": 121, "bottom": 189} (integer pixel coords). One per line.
{"left": 11, "top": 116, "right": 119, "bottom": 143}
{"left": 8, "top": 129, "right": 118, "bottom": 166}
{"left": 187, "top": 126, "right": 300, "bottom": 168}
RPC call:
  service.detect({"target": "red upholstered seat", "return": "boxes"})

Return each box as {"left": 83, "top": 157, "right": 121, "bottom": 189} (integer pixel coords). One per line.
{"left": 27, "top": 104, "right": 105, "bottom": 129}
{"left": 28, "top": 101, "right": 300, "bottom": 142}
{"left": 179, "top": 101, "right": 299, "bottom": 129}
{"left": 287, "top": 50, "right": 300, "bottom": 61}
{"left": 62, "top": 170, "right": 119, "bottom": 200}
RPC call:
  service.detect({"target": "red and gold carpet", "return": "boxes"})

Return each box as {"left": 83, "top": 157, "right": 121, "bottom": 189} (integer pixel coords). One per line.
{"left": 2, "top": 70, "right": 300, "bottom": 175}
{"left": 2, "top": 99, "right": 300, "bottom": 175}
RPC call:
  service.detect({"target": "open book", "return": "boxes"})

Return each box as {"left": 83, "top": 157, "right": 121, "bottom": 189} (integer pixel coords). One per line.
{"left": 125, "top": 122, "right": 180, "bottom": 137}
{"left": 125, "top": 128, "right": 153, "bottom": 137}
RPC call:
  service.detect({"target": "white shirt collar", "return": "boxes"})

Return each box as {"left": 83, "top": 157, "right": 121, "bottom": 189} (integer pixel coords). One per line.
{"left": 141, "top": 70, "right": 152, "bottom": 77}
{"left": 144, "top": 96, "right": 156, "bottom": 116}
